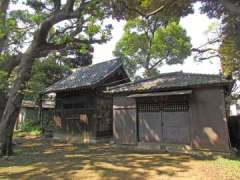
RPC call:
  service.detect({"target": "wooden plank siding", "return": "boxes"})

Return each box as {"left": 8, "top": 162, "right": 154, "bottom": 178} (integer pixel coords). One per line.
{"left": 137, "top": 95, "right": 191, "bottom": 145}
{"left": 162, "top": 111, "right": 190, "bottom": 144}
{"left": 113, "top": 87, "right": 231, "bottom": 152}
{"left": 54, "top": 90, "right": 98, "bottom": 137}
{"left": 54, "top": 90, "right": 114, "bottom": 138}
{"left": 138, "top": 112, "right": 163, "bottom": 143}
{"left": 190, "top": 88, "right": 230, "bottom": 152}
{"left": 113, "top": 96, "right": 137, "bottom": 145}
{"left": 96, "top": 95, "right": 113, "bottom": 137}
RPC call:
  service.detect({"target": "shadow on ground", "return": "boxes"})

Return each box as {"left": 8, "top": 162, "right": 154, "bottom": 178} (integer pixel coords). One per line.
{"left": 0, "top": 136, "right": 238, "bottom": 180}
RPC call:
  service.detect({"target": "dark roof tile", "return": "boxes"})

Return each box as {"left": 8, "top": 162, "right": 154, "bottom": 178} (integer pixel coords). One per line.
{"left": 107, "top": 71, "right": 232, "bottom": 93}
{"left": 45, "top": 58, "right": 122, "bottom": 93}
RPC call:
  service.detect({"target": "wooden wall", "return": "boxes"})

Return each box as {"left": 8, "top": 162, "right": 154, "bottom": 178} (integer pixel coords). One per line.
{"left": 54, "top": 90, "right": 114, "bottom": 138}
{"left": 113, "top": 87, "right": 231, "bottom": 152}
{"left": 190, "top": 88, "right": 230, "bottom": 152}
{"left": 113, "top": 96, "right": 137, "bottom": 144}
{"left": 54, "top": 90, "right": 98, "bottom": 136}
{"left": 136, "top": 95, "right": 191, "bottom": 144}
{"left": 96, "top": 95, "right": 113, "bottom": 137}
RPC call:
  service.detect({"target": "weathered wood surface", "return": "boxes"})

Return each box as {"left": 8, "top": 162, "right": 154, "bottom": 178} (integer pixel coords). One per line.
{"left": 96, "top": 96, "right": 113, "bottom": 137}
{"left": 54, "top": 90, "right": 114, "bottom": 138}
{"left": 139, "top": 112, "right": 163, "bottom": 143}
{"left": 113, "top": 88, "right": 230, "bottom": 152}
{"left": 114, "top": 109, "right": 137, "bottom": 145}
{"left": 190, "top": 88, "right": 230, "bottom": 152}
{"left": 113, "top": 96, "right": 137, "bottom": 144}
{"left": 162, "top": 111, "right": 190, "bottom": 144}
{"left": 55, "top": 91, "right": 96, "bottom": 135}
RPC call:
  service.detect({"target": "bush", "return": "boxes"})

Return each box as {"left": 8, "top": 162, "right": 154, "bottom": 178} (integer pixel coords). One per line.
{"left": 20, "top": 118, "right": 41, "bottom": 132}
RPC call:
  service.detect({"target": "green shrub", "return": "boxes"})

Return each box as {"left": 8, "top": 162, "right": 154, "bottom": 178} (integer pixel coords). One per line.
{"left": 20, "top": 118, "right": 41, "bottom": 132}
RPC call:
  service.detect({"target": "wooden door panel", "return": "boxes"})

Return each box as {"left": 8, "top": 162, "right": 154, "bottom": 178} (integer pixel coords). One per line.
{"left": 162, "top": 112, "right": 190, "bottom": 144}
{"left": 114, "top": 109, "right": 136, "bottom": 145}
{"left": 139, "top": 112, "right": 162, "bottom": 143}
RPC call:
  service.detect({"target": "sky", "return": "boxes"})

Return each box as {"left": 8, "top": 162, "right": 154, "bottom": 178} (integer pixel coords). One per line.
{"left": 92, "top": 3, "right": 221, "bottom": 75}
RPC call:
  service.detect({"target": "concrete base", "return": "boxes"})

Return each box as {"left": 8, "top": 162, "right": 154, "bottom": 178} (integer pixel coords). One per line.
{"left": 113, "top": 142, "right": 231, "bottom": 156}
{"left": 137, "top": 142, "right": 192, "bottom": 154}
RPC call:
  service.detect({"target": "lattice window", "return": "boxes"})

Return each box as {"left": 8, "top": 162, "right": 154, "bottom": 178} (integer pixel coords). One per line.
{"left": 63, "top": 103, "right": 85, "bottom": 109}
{"left": 138, "top": 102, "right": 189, "bottom": 112}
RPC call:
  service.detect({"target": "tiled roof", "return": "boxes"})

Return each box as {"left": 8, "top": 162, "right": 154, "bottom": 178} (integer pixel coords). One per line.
{"left": 45, "top": 58, "right": 123, "bottom": 93}
{"left": 107, "top": 71, "right": 233, "bottom": 93}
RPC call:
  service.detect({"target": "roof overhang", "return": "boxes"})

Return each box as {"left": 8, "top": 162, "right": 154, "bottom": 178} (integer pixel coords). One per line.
{"left": 127, "top": 90, "right": 192, "bottom": 98}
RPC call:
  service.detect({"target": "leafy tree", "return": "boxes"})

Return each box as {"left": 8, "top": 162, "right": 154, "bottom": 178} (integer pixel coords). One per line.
{"left": 112, "top": 0, "right": 194, "bottom": 78}
{"left": 219, "top": 15, "right": 240, "bottom": 81}
{"left": 0, "top": 0, "right": 114, "bottom": 156}
{"left": 1, "top": 0, "right": 190, "bottom": 156}
{"left": 220, "top": 36, "right": 240, "bottom": 79}
{"left": 25, "top": 54, "right": 71, "bottom": 101}
{"left": 199, "top": 0, "right": 240, "bottom": 18}
{"left": 193, "top": 0, "right": 240, "bottom": 79}
{"left": 109, "top": 0, "right": 194, "bottom": 20}
{"left": 25, "top": 50, "right": 95, "bottom": 101}
{"left": 114, "top": 18, "right": 191, "bottom": 78}
{"left": 0, "top": 0, "right": 17, "bottom": 92}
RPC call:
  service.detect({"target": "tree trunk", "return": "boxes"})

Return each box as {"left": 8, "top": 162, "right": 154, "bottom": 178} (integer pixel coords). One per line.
{"left": 0, "top": 46, "right": 36, "bottom": 156}
{"left": 1, "top": 114, "right": 17, "bottom": 156}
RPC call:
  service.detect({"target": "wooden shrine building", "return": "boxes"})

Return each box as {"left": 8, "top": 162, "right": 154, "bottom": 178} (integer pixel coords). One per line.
{"left": 44, "top": 59, "right": 129, "bottom": 141}
{"left": 107, "top": 72, "right": 234, "bottom": 152}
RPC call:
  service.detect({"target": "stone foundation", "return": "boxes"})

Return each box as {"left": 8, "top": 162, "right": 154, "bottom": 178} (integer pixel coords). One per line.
{"left": 113, "top": 142, "right": 231, "bottom": 156}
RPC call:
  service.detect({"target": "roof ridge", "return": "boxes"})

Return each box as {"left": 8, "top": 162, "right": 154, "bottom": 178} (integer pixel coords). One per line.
{"left": 91, "top": 62, "right": 123, "bottom": 85}
{"left": 109, "top": 71, "right": 183, "bottom": 90}
{"left": 75, "top": 58, "right": 121, "bottom": 71}
{"left": 181, "top": 72, "right": 223, "bottom": 77}
{"left": 157, "top": 71, "right": 183, "bottom": 77}
{"left": 108, "top": 71, "right": 227, "bottom": 91}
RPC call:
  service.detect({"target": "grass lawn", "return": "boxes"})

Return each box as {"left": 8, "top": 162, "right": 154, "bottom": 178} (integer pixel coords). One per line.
{"left": 0, "top": 135, "right": 240, "bottom": 180}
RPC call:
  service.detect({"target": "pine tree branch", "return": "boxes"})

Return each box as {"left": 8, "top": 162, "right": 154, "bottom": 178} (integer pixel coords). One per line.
{"left": 0, "top": 0, "right": 10, "bottom": 53}
{"left": 220, "top": 0, "right": 240, "bottom": 16}
{"left": 120, "top": 0, "right": 174, "bottom": 19}
{"left": 197, "top": 55, "right": 220, "bottom": 61}
{"left": 0, "top": 55, "right": 22, "bottom": 75}
{"left": 37, "top": 38, "right": 105, "bottom": 58}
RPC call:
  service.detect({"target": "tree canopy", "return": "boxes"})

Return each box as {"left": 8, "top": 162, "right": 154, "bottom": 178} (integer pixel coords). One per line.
{"left": 114, "top": 18, "right": 191, "bottom": 78}
{"left": 0, "top": 0, "right": 117, "bottom": 156}
{"left": 195, "top": 0, "right": 240, "bottom": 79}
{"left": 25, "top": 55, "right": 71, "bottom": 101}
